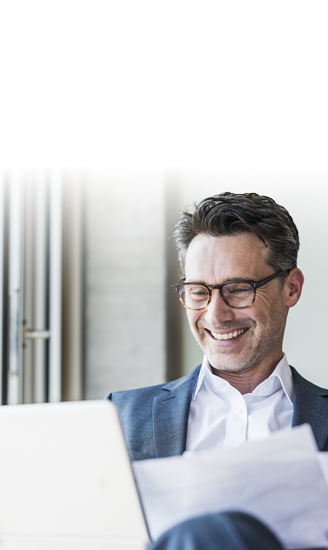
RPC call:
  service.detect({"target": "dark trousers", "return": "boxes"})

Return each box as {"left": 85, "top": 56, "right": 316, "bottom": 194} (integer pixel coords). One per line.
{"left": 148, "top": 511, "right": 285, "bottom": 550}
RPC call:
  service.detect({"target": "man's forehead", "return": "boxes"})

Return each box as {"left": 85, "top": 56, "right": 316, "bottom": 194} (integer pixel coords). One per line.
{"left": 184, "top": 233, "right": 269, "bottom": 281}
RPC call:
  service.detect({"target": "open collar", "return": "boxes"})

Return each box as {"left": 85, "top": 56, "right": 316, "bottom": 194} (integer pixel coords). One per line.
{"left": 151, "top": 363, "right": 328, "bottom": 456}
{"left": 193, "top": 354, "right": 294, "bottom": 404}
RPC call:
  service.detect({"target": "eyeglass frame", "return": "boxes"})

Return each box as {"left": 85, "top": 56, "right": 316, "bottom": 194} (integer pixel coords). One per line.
{"left": 172, "top": 269, "right": 291, "bottom": 310}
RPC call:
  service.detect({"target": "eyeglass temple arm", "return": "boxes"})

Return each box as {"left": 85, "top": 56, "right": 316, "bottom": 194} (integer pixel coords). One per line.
{"left": 252, "top": 269, "right": 289, "bottom": 289}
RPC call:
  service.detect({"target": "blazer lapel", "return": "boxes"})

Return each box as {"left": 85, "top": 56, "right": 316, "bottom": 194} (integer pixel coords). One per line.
{"left": 292, "top": 367, "right": 328, "bottom": 451}
{"left": 153, "top": 367, "right": 200, "bottom": 458}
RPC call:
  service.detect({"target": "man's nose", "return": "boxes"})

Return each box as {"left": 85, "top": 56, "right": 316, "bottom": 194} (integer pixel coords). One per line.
{"left": 204, "top": 289, "right": 234, "bottom": 326}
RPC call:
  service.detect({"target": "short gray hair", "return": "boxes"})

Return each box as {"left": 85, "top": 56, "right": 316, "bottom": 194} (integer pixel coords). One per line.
{"left": 174, "top": 192, "right": 299, "bottom": 280}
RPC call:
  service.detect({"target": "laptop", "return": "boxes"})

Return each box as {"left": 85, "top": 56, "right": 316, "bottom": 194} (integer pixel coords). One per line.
{"left": 0, "top": 400, "right": 150, "bottom": 550}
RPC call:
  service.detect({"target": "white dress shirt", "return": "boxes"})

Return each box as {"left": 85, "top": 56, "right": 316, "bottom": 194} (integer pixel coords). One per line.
{"left": 186, "top": 354, "right": 294, "bottom": 453}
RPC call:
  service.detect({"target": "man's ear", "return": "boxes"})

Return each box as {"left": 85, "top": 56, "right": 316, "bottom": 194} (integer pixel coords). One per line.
{"left": 284, "top": 268, "right": 304, "bottom": 308}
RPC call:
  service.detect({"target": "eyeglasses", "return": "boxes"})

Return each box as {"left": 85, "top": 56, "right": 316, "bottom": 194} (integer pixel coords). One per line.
{"left": 172, "top": 270, "right": 290, "bottom": 310}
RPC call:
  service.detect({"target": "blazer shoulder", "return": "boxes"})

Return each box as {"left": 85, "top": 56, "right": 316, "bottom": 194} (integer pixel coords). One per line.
{"left": 105, "top": 379, "right": 168, "bottom": 404}
{"left": 105, "top": 364, "right": 201, "bottom": 408}
{"left": 290, "top": 365, "right": 328, "bottom": 396}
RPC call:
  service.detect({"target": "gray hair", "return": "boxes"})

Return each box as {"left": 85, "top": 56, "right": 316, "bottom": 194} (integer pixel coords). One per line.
{"left": 174, "top": 192, "right": 299, "bottom": 281}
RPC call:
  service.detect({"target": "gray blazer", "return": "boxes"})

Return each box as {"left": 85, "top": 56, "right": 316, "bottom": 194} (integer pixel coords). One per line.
{"left": 107, "top": 366, "right": 328, "bottom": 461}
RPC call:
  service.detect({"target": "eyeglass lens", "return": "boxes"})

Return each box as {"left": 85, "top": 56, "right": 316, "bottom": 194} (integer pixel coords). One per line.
{"left": 178, "top": 282, "right": 255, "bottom": 309}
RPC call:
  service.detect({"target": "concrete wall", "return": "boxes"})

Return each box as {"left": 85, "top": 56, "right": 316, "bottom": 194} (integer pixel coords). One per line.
{"left": 84, "top": 176, "right": 166, "bottom": 398}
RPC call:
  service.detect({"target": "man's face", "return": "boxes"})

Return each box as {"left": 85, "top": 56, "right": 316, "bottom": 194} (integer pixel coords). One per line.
{"left": 184, "top": 232, "right": 290, "bottom": 375}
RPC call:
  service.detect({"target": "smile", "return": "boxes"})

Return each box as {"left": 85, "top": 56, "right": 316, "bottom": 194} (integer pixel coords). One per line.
{"left": 210, "top": 328, "right": 248, "bottom": 340}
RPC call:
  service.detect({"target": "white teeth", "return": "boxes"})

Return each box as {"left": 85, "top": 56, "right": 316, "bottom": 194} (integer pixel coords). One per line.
{"left": 211, "top": 328, "right": 247, "bottom": 340}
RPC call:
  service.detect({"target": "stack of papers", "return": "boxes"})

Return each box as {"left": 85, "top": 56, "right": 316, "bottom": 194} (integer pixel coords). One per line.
{"left": 133, "top": 425, "right": 328, "bottom": 549}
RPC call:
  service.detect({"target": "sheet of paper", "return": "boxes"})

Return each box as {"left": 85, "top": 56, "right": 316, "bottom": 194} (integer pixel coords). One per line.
{"left": 133, "top": 425, "right": 328, "bottom": 549}
{"left": 318, "top": 452, "right": 328, "bottom": 484}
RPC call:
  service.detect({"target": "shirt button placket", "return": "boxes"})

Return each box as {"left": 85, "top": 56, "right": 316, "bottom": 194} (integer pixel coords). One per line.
{"left": 225, "top": 392, "right": 247, "bottom": 448}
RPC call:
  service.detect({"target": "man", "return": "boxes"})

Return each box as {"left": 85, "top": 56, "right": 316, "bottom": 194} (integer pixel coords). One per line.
{"left": 107, "top": 192, "right": 328, "bottom": 549}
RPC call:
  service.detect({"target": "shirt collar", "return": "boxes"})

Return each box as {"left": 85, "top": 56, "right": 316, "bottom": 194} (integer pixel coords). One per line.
{"left": 192, "top": 353, "right": 294, "bottom": 405}
{"left": 268, "top": 353, "right": 294, "bottom": 404}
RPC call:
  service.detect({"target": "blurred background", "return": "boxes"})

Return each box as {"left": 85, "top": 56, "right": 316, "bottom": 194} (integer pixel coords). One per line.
{"left": 0, "top": 2, "right": 327, "bottom": 403}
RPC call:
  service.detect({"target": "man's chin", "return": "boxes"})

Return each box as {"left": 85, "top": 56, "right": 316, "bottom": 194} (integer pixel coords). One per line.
{"left": 206, "top": 350, "right": 252, "bottom": 374}
{"left": 210, "top": 362, "right": 250, "bottom": 374}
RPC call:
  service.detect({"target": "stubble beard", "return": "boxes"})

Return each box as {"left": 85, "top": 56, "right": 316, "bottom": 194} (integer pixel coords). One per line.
{"left": 194, "top": 305, "right": 285, "bottom": 376}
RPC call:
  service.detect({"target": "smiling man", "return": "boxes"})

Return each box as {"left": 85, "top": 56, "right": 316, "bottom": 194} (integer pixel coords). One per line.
{"left": 107, "top": 192, "right": 328, "bottom": 550}
{"left": 181, "top": 232, "right": 300, "bottom": 389}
